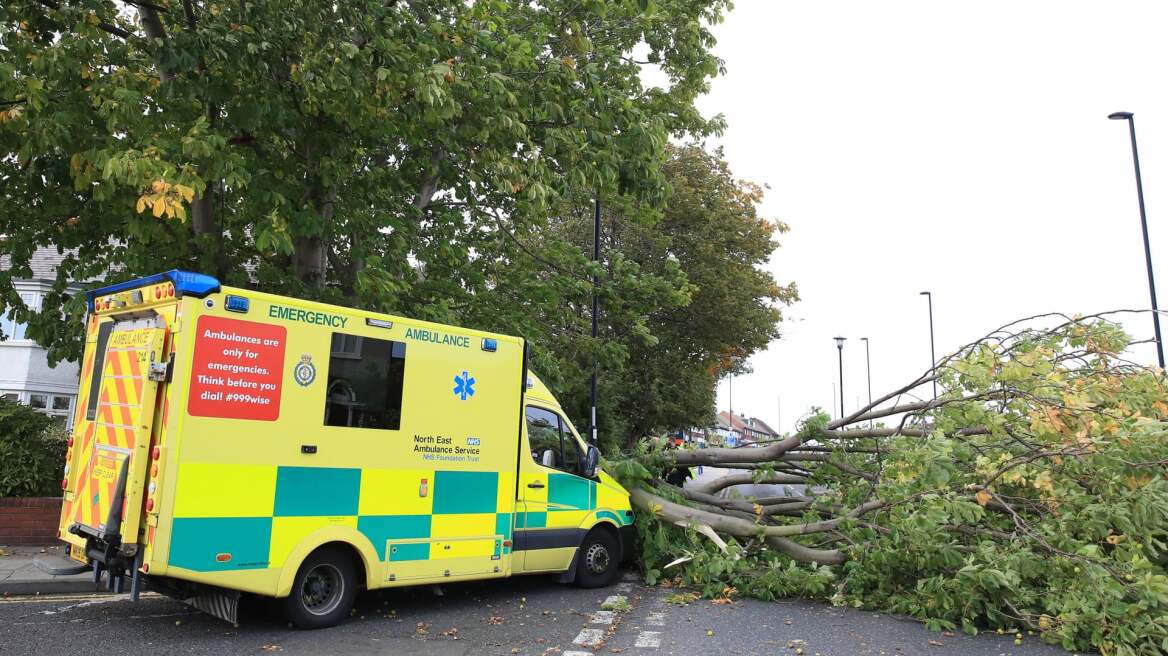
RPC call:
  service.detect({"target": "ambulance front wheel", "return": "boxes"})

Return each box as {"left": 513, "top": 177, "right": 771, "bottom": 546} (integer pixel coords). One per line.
{"left": 574, "top": 528, "right": 621, "bottom": 588}
{"left": 283, "top": 546, "right": 358, "bottom": 629}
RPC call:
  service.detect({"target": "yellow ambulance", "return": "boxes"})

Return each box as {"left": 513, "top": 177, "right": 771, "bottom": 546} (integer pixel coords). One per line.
{"left": 49, "top": 270, "right": 635, "bottom": 627}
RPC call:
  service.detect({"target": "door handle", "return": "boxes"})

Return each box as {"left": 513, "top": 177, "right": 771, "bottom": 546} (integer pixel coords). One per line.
{"left": 527, "top": 482, "right": 545, "bottom": 489}
{"left": 301, "top": 445, "right": 317, "bottom": 454}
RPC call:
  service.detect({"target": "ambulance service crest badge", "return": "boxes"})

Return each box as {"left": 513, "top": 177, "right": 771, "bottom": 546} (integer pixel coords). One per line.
{"left": 294, "top": 353, "right": 316, "bottom": 387}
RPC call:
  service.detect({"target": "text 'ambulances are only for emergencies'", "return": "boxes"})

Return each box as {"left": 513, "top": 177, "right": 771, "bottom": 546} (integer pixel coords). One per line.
{"left": 187, "top": 316, "right": 287, "bottom": 421}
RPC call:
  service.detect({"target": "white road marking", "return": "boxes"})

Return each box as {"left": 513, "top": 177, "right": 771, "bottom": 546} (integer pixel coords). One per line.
{"left": 40, "top": 597, "right": 124, "bottom": 615}
{"left": 646, "top": 610, "right": 666, "bottom": 626}
{"left": 634, "top": 631, "right": 662, "bottom": 648}
{"left": 590, "top": 610, "right": 615, "bottom": 624}
{"left": 573, "top": 628, "right": 606, "bottom": 646}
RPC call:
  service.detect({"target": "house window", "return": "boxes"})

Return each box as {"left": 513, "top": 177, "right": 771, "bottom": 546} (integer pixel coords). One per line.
{"left": 324, "top": 333, "right": 407, "bottom": 430}
{"left": 43, "top": 394, "right": 73, "bottom": 424}
{"left": 7, "top": 391, "right": 76, "bottom": 424}
{"left": 0, "top": 292, "right": 39, "bottom": 341}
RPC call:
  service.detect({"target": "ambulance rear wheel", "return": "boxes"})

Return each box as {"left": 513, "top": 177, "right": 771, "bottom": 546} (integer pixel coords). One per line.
{"left": 574, "top": 529, "right": 620, "bottom": 588}
{"left": 283, "top": 547, "right": 357, "bottom": 629}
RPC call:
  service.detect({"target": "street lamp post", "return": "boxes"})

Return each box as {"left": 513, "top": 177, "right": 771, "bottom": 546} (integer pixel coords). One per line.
{"left": 833, "top": 337, "right": 846, "bottom": 417}
{"left": 861, "top": 337, "right": 873, "bottom": 430}
{"left": 920, "top": 291, "right": 937, "bottom": 400}
{"left": 1109, "top": 111, "right": 1165, "bottom": 369}
{"left": 589, "top": 196, "right": 601, "bottom": 445}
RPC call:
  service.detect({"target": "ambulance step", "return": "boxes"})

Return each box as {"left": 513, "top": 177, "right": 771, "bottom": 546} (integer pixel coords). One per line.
{"left": 33, "top": 555, "right": 90, "bottom": 576}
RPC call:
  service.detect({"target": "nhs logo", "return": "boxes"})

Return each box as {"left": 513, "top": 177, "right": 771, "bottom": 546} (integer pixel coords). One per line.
{"left": 466, "top": 437, "right": 481, "bottom": 446}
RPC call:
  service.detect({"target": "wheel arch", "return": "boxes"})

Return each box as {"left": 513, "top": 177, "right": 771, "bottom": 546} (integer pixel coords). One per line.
{"left": 275, "top": 527, "right": 379, "bottom": 597}
{"left": 587, "top": 516, "right": 624, "bottom": 558}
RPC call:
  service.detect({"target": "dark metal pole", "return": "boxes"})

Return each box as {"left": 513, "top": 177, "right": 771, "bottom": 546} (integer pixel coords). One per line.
{"left": 861, "top": 337, "right": 873, "bottom": 430}
{"left": 921, "top": 292, "right": 937, "bottom": 399}
{"left": 589, "top": 196, "right": 600, "bottom": 445}
{"left": 833, "top": 337, "right": 846, "bottom": 417}
{"left": 1110, "top": 112, "right": 1164, "bottom": 368}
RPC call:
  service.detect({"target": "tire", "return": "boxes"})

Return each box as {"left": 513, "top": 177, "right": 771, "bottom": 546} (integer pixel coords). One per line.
{"left": 282, "top": 546, "right": 358, "bottom": 629}
{"left": 574, "top": 529, "right": 621, "bottom": 588}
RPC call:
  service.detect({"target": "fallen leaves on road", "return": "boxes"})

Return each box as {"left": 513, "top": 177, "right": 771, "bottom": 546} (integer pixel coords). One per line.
{"left": 665, "top": 592, "right": 699, "bottom": 606}
{"left": 439, "top": 627, "right": 459, "bottom": 639}
{"left": 260, "top": 645, "right": 282, "bottom": 653}
{"left": 487, "top": 615, "right": 505, "bottom": 625}
{"left": 415, "top": 621, "right": 430, "bottom": 636}
{"left": 710, "top": 585, "right": 738, "bottom": 605}
{"left": 927, "top": 639, "right": 944, "bottom": 646}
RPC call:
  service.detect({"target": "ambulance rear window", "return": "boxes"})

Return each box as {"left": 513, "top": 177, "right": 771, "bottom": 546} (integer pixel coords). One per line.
{"left": 324, "top": 333, "right": 406, "bottom": 430}
{"left": 84, "top": 321, "right": 114, "bottom": 421}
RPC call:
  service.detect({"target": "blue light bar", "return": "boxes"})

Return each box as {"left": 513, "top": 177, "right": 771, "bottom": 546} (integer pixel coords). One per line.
{"left": 482, "top": 338, "right": 497, "bottom": 352}
{"left": 86, "top": 269, "right": 221, "bottom": 312}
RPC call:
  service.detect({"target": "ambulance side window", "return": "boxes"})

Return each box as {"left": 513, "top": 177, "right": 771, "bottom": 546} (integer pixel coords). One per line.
{"left": 525, "top": 406, "right": 581, "bottom": 475}
{"left": 324, "top": 333, "right": 407, "bottom": 430}
{"left": 526, "top": 406, "right": 560, "bottom": 468}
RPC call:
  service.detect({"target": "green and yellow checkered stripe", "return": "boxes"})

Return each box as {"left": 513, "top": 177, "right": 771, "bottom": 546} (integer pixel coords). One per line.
{"left": 166, "top": 465, "right": 632, "bottom": 573}
{"left": 167, "top": 465, "right": 515, "bottom": 572}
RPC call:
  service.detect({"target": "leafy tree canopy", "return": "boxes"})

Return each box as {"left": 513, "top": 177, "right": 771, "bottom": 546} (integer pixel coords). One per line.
{"left": 2, "top": 1, "right": 794, "bottom": 451}
{"left": 1, "top": 0, "right": 729, "bottom": 361}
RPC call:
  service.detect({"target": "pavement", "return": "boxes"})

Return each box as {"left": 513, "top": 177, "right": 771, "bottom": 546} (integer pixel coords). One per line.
{"left": 0, "top": 554, "right": 1083, "bottom": 656}
{"left": 0, "top": 545, "right": 110, "bottom": 596}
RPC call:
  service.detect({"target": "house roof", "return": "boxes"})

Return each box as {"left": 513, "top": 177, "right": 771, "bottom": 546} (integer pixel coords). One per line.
{"left": 748, "top": 417, "right": 780, "bottom": 437}
{"left": 0, "top": 245, "right": 70, "bottom": 281}
{"left": 717, "top": 411, "right": 780, "bottom": 439}
{"left": 1, "top": 244, "right": 108, "bottom": 286}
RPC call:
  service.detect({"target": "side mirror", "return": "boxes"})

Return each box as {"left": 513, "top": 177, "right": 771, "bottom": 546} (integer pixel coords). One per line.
{"left": 583, "top": 445, "right": 600, "bottom": 479}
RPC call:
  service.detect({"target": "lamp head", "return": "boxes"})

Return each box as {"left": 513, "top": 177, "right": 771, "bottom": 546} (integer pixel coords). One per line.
{"left": 919, "top": 291, "right": 931, "bottom": 296}
{"left": 833, "top": 336, "right": 846, "bottom": 349}
{"left": 1109, "top": 111, "right": 1134, "bottom": 121}
{"left": 861, "top": 337, "right": 869, "bottom": 342}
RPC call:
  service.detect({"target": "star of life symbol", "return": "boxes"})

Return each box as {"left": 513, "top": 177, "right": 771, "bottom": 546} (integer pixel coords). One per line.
{"left": 453, "top": 370, "right": 475, "bottom": 400}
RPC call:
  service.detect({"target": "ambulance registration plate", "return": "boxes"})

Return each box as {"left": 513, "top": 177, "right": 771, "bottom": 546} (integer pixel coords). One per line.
{"left": 69, "top": 543, "right": 88, "bottom": 565}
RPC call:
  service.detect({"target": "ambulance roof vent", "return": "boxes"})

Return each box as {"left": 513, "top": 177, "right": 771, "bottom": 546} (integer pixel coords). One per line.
{"left": 86, "top": 269, "right": 221, "bottom": 312}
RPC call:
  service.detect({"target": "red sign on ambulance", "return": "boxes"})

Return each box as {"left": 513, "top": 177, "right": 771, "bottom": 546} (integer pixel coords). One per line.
{"left": 187, "top": 315, "right": 287, "bottom": 421}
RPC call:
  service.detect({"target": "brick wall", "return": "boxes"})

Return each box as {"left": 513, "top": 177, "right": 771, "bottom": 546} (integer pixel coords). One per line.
{"left": 0, "top": 497, "right": 62, "bottom": 545}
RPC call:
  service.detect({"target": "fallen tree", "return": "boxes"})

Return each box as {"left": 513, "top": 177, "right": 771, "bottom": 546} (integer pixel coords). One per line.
{"left": 612, "top": 311, "right": 1168, "bottom": 656}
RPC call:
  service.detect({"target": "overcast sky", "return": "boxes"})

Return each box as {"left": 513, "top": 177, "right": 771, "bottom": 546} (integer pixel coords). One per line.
{"left": 696, "top": 1, "right": 1168, "bottom": 433}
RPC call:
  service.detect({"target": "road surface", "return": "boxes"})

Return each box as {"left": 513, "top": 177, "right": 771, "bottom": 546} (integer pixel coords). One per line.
{"left": 0, "top": 571, "right": 1080, "bottom": 655}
